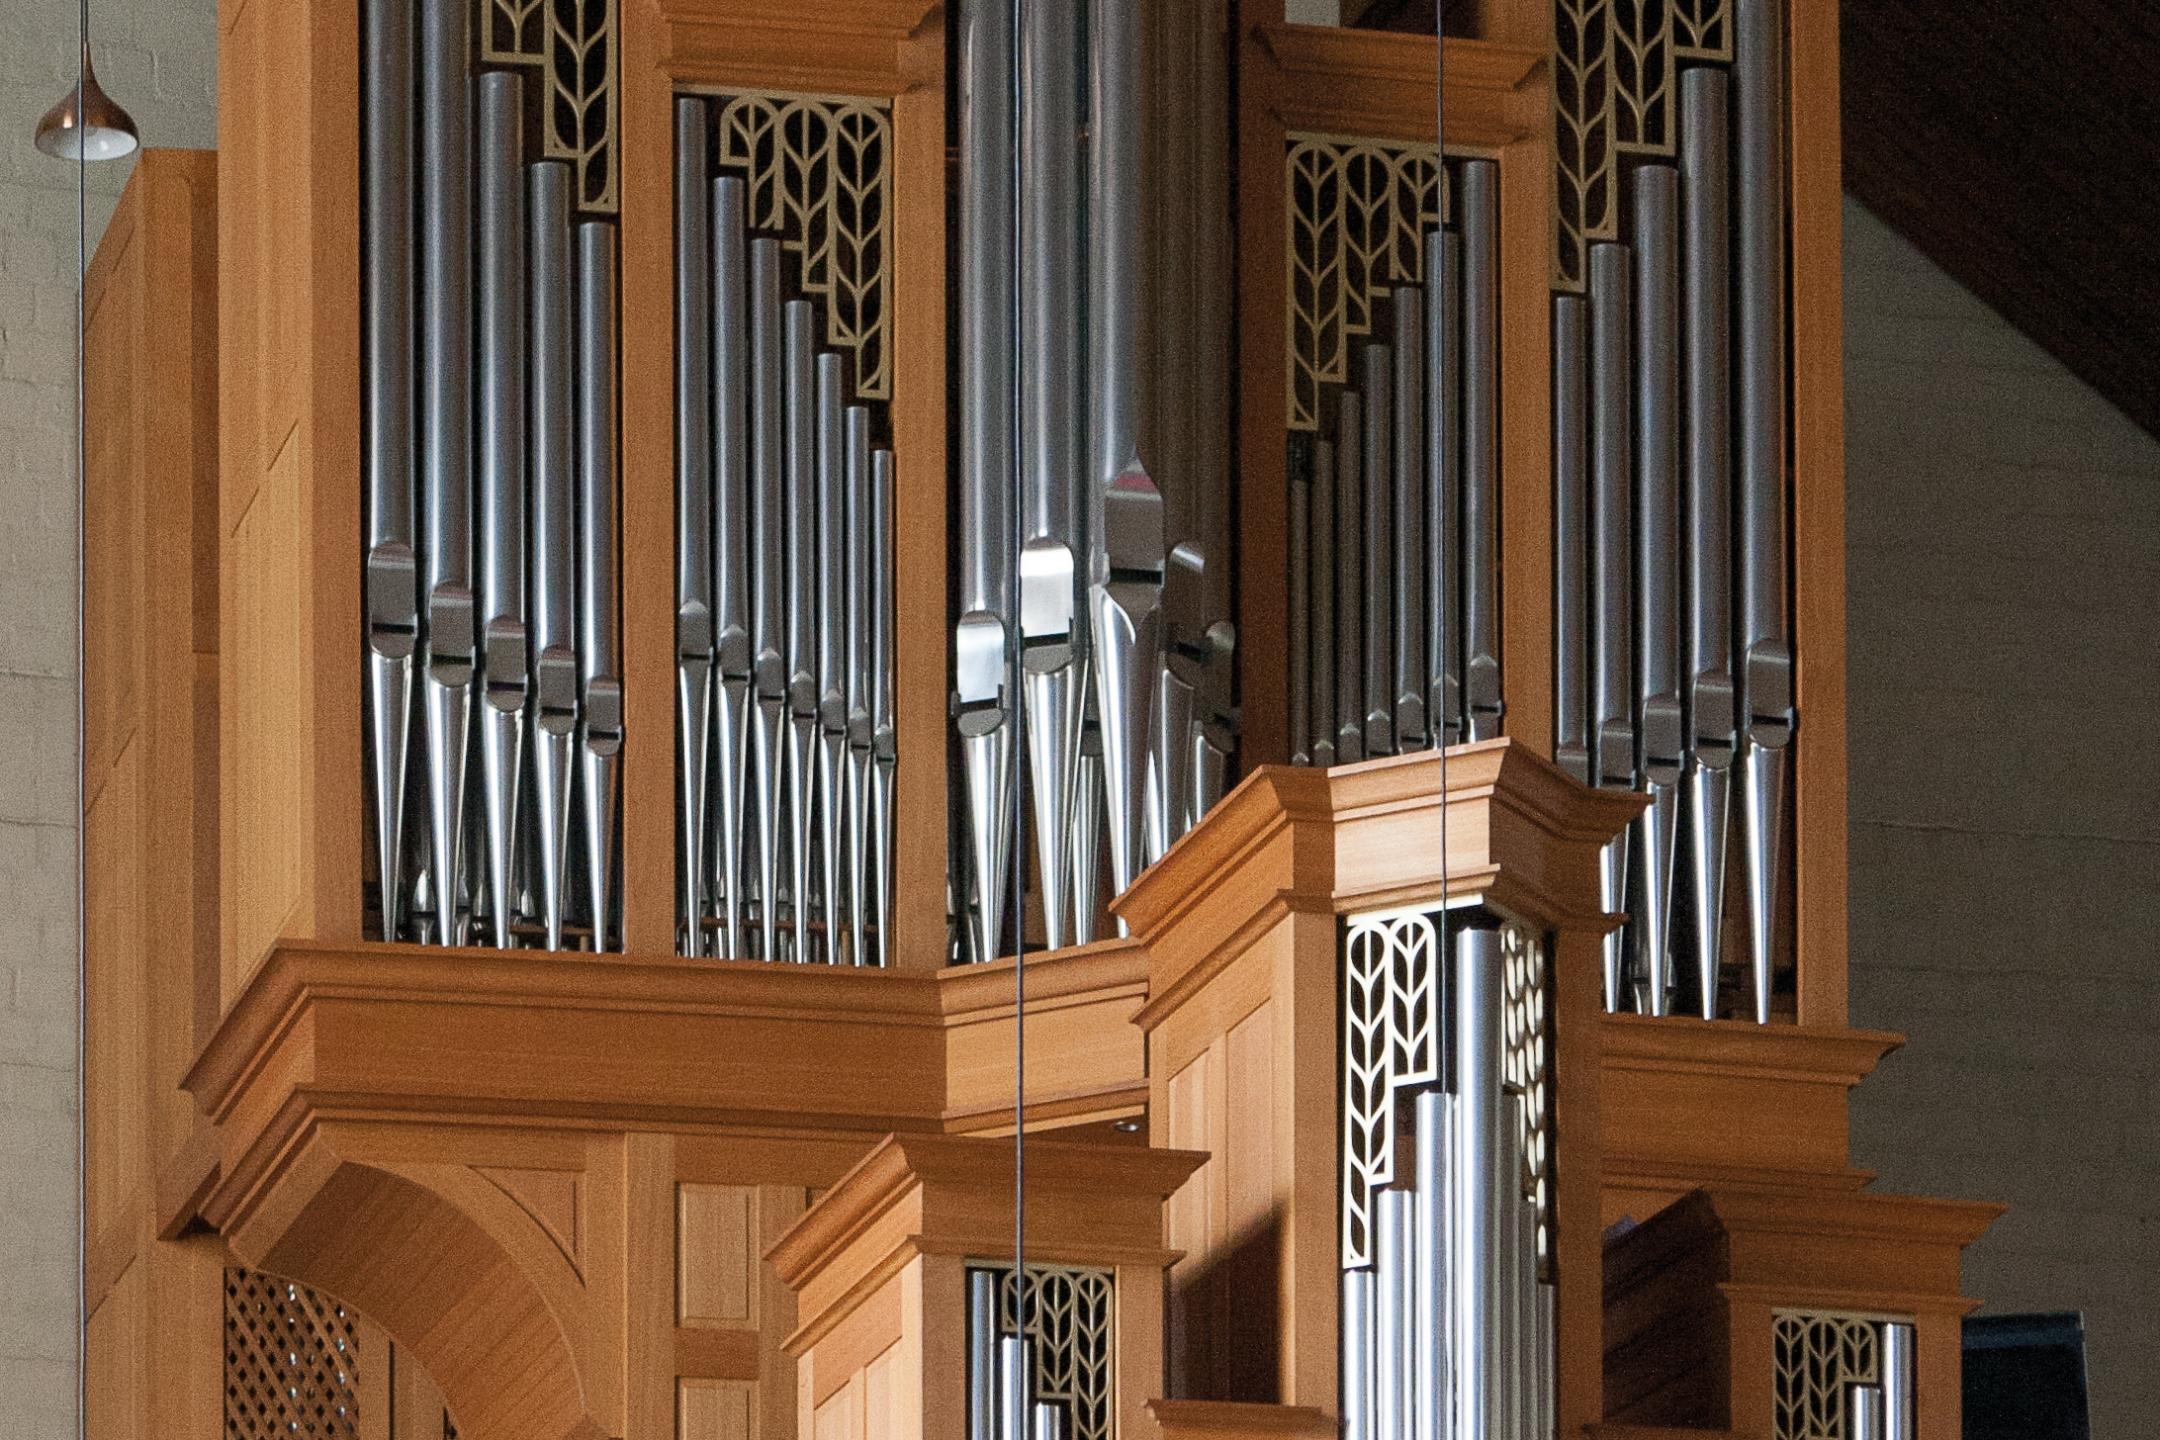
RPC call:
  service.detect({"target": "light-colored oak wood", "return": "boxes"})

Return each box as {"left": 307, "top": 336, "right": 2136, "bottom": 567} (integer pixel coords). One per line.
{"left": 1124, "top": 740, "right": 1635, "bottom": 1429}
{"left": 769, "top": 1134, "right": 1203, "bottom": 1440}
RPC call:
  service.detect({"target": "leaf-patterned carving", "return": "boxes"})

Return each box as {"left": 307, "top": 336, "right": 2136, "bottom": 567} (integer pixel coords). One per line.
{"left": 1773, "top": 1312, "right": 1887, "bottom": 1440}
{"left": 983, "top": 1264, "right": 1117, "bottom": 1440}
{"left": 1553, "top": 0, "right": 1614, "bottom": 289}
{"left": 545, "top": 0, "right": 616, "bottom": 212}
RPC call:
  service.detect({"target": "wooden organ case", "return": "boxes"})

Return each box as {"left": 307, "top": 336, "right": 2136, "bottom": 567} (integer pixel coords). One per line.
{"left": 76, "top": 5, "right": 2003, "bottom": 1440}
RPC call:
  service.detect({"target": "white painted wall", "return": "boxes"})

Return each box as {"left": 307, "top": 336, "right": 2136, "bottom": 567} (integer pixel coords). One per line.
{"left": 1843, "top": 194, "right": 2160, "bottom": 1438}
{"left": 0, "top": 1, "right": 215, "bottom": 1431}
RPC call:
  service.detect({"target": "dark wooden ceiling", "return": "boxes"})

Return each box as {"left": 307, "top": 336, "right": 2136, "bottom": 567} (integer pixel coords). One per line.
{"left": 1356, "top": 0, "right": 2160, "bottom": 441}
{"left": 1842, "top": 0, "right": 2160, "bottom": 441}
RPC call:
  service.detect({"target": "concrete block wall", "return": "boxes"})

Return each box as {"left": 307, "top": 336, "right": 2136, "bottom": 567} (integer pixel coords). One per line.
{"left": 0, "top": 1, "right": 215, "bottom": 1431}
{"left": 1843, "top": 195, "right": 2160, "bottom": 1438}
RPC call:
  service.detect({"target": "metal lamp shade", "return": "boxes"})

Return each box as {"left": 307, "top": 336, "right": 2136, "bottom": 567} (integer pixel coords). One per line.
{"left": 35, "top": 50, "right": 139, "bottom": 162}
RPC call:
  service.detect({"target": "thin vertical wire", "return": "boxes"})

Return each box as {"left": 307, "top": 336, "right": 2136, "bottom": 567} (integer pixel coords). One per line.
{"left": 73, "top": 0, "right": 91, "bottom": 1434}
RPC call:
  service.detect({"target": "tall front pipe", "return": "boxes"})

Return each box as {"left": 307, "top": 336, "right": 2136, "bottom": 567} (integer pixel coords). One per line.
{"left": 477, "top": 73, "right": 529, "bottom": 951}
{"left": 1553, "top": 295, "right": 1591, "bottom": 787}
{"left": 576, "top": 220, "right": 623, "bottom": 953}
{"left": 1392, "top": 286, "right": 1429, "bottom": 749}
{"left": 783, "top": 300, "right": 820, "bottom": 960}
{"left": 1736, "top": 0, "right": 1795, "bottom": 1023}
{"left": 1452, "top": 928, "right": 1504, "bottom": 1440}
{"left": 1341, "top": 1267, "right": 1374, "bottom": 1440}
{"left": 529, "top": 161, "right": 578, "bottom": 952}
{"left": 967, "top": 1270, "right": 998, "bottom": 1440}
{"left": 1412, "top": 1088, "right": 1454, "bottom": 1440}
{"left": 870, "top": 448, "right": 897, "bottom": 967}
{"left": 1881, "top": 1322, "right": 1916, "bottom": 1440}
{"left": 1589, "top": 243, "right": 1637, "bottom": 1011}
{"left": 845, "top": 407, "right": 874, "bottom": 967}
{"left": 747, "top": 240, "right": 789, "bottom": 962}
{"left": 711, "top": 176, "right": 753, "bottom": 960}
{"left": 419, "top": 0, "right": 475, "bottom": 943}
{"left": 1334, "top": 394, "right": 1365, "bottom": 764}
{"left": 815, "top": 354, "right": 852, "bottom": 963}
{"left": 1088, "top": 0, "right": 1162, "bottom": 907}
{"left": 1018, "top": 0, "right": 1085, "bottom": 948}
{"left": 957, "top": 0, "right": 1017, "bottom": 962}
{"left": 1373, "top": 1187, "right": 1413, "bottom": 1440}
{"left": 1681, "top": 68, "right": 1736, "bottom": 1018}
{"left": 1360, "top": 345, "right": 1395, "bottom": 758}
{"left": 1460, "top": 162, "right": 1503, "bottom": 741}
{"left": 1309, "top": 440, "right": 1338, "bottom": 767}
{"left": 675, "top": 98, "right": 715, "bottom": 957}
{"left": 1151, "top": 545, "right": 1205, "bottom": 863}
{"left": 1634, "top": 167, "right": 1683, "bottom": 1017}
{"left": 362, "top": 0, "right": 417, "bottom": 940}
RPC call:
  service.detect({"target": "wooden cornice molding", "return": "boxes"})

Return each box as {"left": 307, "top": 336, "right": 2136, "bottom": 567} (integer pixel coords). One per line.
{"left": 768, "top": 1133, "right": 1205, "bottom": 1352}
{"left": 1150, "top": 1400, "right": 1338, "bottom": 1440}
{"left": 1601, "top": 1013, "right": 1903, "bottom": 1084}
{"left": 656, "top": 0, "right": 942, "bottom": 95}
{"left": 1254, "top": 25, "right": 1546, "bottom": 147}
{"left": 1122, "top": 741, "right": 1642, "bottom": 1032}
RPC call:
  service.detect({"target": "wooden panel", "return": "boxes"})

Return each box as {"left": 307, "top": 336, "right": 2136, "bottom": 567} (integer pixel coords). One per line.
{"left": 680, "top": 1184, "right": 757, "bottom": 1327}
{"left": 681, "top": 1379, "right": 755, "bottom": 1440}
{"left": 863, "top": 1345, "right": 903, "bottom": 1440}
{"left": 85, "top": 1257, "right": 145, "bottom": 1440}
{"left": 813, "top": 1369, "right": 862, "bottom": 1440}
{"left": 85, "top": 738, "right": 147, "bottom": 1241}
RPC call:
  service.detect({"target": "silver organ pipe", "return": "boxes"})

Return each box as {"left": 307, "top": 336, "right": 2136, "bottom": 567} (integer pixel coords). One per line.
{"left": 1459, "top": 162, "right": 1503, "bottom": 744}
{"left": 362, "top": 18, "right": 623, "bottom": 952}
{"left": 1633, "top": 166, "right": 1682, "bottom": 1018}
{"left": 956, "top": 0, "right": 1018, "bottom": 963}
{"left": 362, "top": 0, "right": 417, "bottom": 945}
{"left": 1735, "top": 0, "right": 1796, "bottom": 1025}
{"left": 575, "top": 219, "right": 622, "bottom": 953}
{"left": 1881, "top": 1321, "right": 1917, "bottom": 1440}
{"left": 417, "top": 0, "right": 474, "bottom": 946}
{"left": 530, "top": 161, "right": 577, "bottom": 952}
{"left": 477, "top": 73, "right": 527, "bottom": 954}
{"left": 967, "top": 1270, "right": 998, "bottom": 1440}
{"left": 1308, "top": 440, "right": 1338, "bottom": 769}
{"left": 1288, "top": 467, "right": 1310, "bottom": 769}
{"left": 1558, "top": 8, "right": 1797, "bottom": 1022}
{"left": 675, "top": 98, "right": 714, "bottom": 959}
{"left": 672, "top": 108, "right": 896, "bottom": 965}
{"left": 1294, "top": 160, "right": 1498, "bottom": 770}
{"left": 1681, "top": 68, "right": 1736, "bottom": 1020}
{"left": 711, "top": 175, "right": 752, "bottom": 962}
{"left": 1590, "top": 242, "right": 1636, "bottom": 1014}
{"left": 1340, "top": 922, "right": 1551, "bottom": 1440}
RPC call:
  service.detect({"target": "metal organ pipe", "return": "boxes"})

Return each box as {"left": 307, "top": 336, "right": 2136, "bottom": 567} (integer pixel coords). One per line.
{"left": 418, "top": 0, "right": 475, "bottom": 945}
{"left": 1681, "top": 68, "right": 1737, "bottom": 1019}
{"left": 1459, "top": 162, "right": 1503, "bottom": 744}
{"left": 956, "top": 0, "right": 1017, "bottom": 964}
{"left": 362, "top": 0, "right": 416, "bottom": 942}
{"left": 1553, "top": 296, "right": 1591, "bottom": 789}
{"left": 529, "top": 160, "right": 578, "bottom": 954}
{"left": 1335, "top": 393, "right": 1365, "bottom": 765}
{"left": 1589, "top": 242, "right": 1637, "bottom": 1013}
{"left": 747, "top": 239, "right": 788, "bottom": 964}
{"left": 815, "top": 354, "right": 851, "bottom": 964}
{"left": 1633, "top": 166, "right": 1683, "bottom": 1018}
{"left": 1288, "top": 467, "right": 1311, "bottom": 768}
{"left": 845, "top": 406, "right": 874, "bottom": 968}
{"left": 675, "top": 98, "right": 714, "bottom": 959}
{"left": 711, "top": 175, "right": 753, "bottom": 962}
{"left": 783, "top": 300, "right": 819, "bottom": 961}
{"left": 1430, "top": 229, "right": 1463, "bottom": 746}
{"left": 575, "top": 219, "right": 622, "bottom": 952}
{"left": 1735, "top": 0, "right": 1796, "bottom": 1024}
{"left": 1309, "top": 440, "right": 1337, "bottom": 769}
{"left": 1360, "top": 344, "right": 1394, "bottom": 759}
{"left": 1392, "top": 286, "right": 1429, "bottom": 751}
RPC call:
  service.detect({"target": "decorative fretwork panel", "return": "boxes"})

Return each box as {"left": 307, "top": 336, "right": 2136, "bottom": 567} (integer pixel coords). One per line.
{"left": 224, "top": 1269, "right": 362, "bottom": 1439}
{"left": 1611, "top": 0, "right": 1675, "bottom": 155}
{"left": 980, "top": 1263, "right": 1117, "bottom": 1440}
{"left": 1501, "top": 921, "right": 1553, "bottom": 1272}
{"left": 478, "top": 0, "right": 617, "bottom": 213}
{"left": 1340, "top": 906, "right": 1445, "bottom": 1268}
{"left": 1285, "top": 135, "right": 1445, "bottom": 432}
{"left": 1553, "top": 0, "right": 1614, "bottom": 289}
{"left": 703, "top": 91, "right": 894, "bottom": 401}
{"left": 1673, "top": 0, "right": 1733, "bottom": 59}
{"left": 1772, "top": 1312, "right": 1883, "bottom": 1440}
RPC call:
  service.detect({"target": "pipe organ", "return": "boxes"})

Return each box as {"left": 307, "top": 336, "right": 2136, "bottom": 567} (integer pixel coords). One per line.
{"left": 361, "top": 0, "right": 624, "bottom": 952}
{"left": 82, "top": 3, "right": 2004, "bottom": 1440}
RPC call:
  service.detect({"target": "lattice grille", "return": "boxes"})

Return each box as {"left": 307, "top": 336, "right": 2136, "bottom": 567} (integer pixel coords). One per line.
{"left": 1553, "top": 0, "right": 1614, "bottom": 289}
{"left": 1673, "top": 0, "right": 1733, "bottom": 59}
{"left": 1340, "top": 906, "right": 1446, "bottom": 1269}
{"left": 478, "top": 0, "right": 617, "bottom": 213}
{"left": 1772, "top": 1312, "right": 1882, "bottom": 1440}
{"left": 1501, "top": 921, "right": 1553, "bottom": 1273}
{"left": 1285, "top": 136, "right": 1445, "bottom": 432}
{"left": 1611, "top": 0, "right": 1675, "bottom": 155}
{"left": 980, "top": 1263, "right": 1117, "bottom": 1440}
{"left": 224, "top": 1269, "right": 362, "bottom": 1439}
{"left": 701, "top": 91, "right": 894, "bottom": 402}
